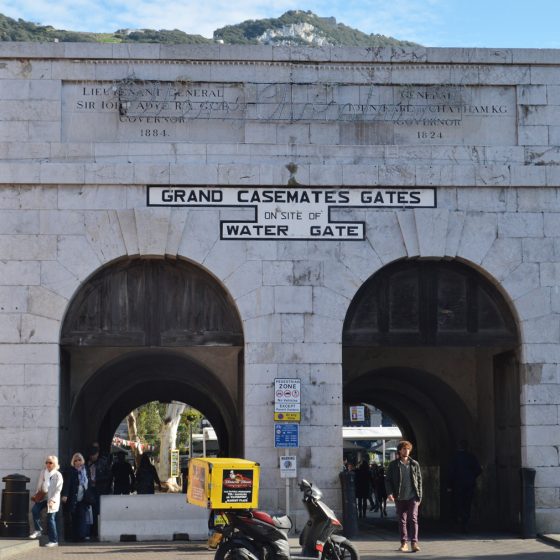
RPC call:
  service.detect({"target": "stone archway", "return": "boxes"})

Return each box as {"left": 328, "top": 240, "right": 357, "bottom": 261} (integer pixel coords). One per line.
{"left": 59, "top": 257, "right": 244, "bottom": 462}
{"left": 343, "top": 259, "right": 521, "bottom": 531}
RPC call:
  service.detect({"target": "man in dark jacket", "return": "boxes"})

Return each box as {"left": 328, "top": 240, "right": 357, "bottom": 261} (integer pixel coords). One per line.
{"left": 86, "top": 443, "right": 111, "bottom": 538}
{"left": 447, "top": 440, "right": 482, "bottom": 532}
{"left": 386, "top": 440, "right": 422, "bottom": 553}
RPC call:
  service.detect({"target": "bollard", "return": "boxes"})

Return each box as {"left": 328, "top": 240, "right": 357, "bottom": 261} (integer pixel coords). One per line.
{"left": 520, "top": 467, "right": 536, "bottom": 539}
{"left": 0, "top": 474, "right": 31, "bottom": 537}
{"left": 339, "top": 470, "right": 358, "bottom": 539}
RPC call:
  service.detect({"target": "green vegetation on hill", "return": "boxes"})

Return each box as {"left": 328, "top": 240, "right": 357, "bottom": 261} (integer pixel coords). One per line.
{"left": 115, "top": 29, "right": 211, "bottom": 44}
{"left": 214, "top": 10, "right": 419, "bottom": 47}
{"left": 0, "top": 13, "right": 211, "bottom": 43}
{"left": 0, "top": 13, "right": 100, "bottom": 42}
{"left": 0, "top": 10, "right": 419, "bottom": 47}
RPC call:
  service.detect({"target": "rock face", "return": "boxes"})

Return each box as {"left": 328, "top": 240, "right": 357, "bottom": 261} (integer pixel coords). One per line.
{"left": 257, "top": 22, "right": 331, "bottom": 46}
{"left": 0, "top": 43, "right": 559, "bottom": 536}
{"left": 214, "top": 10, "right": 419, "bottom": 46}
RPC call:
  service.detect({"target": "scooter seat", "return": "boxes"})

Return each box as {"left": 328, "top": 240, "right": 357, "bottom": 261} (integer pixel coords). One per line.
{"left": 272, "top": 515, "right": 292, "bottom": 530}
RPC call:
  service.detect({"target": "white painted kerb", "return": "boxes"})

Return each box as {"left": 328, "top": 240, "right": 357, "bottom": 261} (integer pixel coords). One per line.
{"left": 99, "top": 494, "right": 209, "bottom": 541}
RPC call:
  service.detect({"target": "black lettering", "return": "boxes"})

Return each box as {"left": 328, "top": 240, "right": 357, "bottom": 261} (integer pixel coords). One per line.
{"left": 338, "top": 191, "right": 350, "bottom": 203}
{"left": 374, "top": 192, "right": 384, "bottom": 204}
{"left": 409, "top": 191, "right": 421, "bottom": 204}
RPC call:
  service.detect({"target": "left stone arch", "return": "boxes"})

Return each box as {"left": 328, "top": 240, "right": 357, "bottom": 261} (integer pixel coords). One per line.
{"left": 59, "top": 256, "right": 244, "bottom": 462}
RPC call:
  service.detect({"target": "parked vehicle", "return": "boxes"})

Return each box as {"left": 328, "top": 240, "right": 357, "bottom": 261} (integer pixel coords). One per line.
{"left": 212, "top": 479, "right": 359, "bottom": 560}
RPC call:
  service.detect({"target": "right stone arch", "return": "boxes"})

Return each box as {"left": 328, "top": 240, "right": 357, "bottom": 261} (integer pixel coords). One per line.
{"left": 343, "top": 258, "right": 521, "bottom": 531}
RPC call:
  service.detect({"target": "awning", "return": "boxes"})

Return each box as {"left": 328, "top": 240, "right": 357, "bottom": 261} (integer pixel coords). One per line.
{"left": 342, "top": 426, "right": 402, "bottom": 441}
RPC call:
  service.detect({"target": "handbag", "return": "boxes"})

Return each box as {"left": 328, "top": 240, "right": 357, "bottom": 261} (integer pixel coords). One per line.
{"left": 84, "top": 486, "right": 97, "bottom": 506}
{"left": 31, "top": 490, "right": 47, "bottom": 503}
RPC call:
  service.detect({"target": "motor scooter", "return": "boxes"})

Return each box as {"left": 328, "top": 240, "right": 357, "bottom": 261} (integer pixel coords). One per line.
{"left": 211, "top": 479, "right": 359, "bottom": 560}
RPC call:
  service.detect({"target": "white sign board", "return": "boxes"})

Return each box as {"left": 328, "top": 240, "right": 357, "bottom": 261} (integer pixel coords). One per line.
{"left": 280, "top": 456, "right": 297, "bottom": 479}
{"left": 350, "top": 405, "right": 365, "bottom": 422}
{"left": 274, "top": 378, "right": 301, "bottom": 413}
{"left": 147, "top": 187, "right": 436, "bottom": 240}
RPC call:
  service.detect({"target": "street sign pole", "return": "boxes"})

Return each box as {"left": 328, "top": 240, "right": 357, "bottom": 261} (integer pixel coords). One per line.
{"left": 285, "top": 448, "right": 290, "bottom": 517}
{"left": 274, "top": 378, "right": 300, "bottom": 518}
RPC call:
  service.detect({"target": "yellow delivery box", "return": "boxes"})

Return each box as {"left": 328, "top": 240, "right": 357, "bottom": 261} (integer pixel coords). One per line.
{"left": 187, "top": 458, "right": 260, "bottom": 509}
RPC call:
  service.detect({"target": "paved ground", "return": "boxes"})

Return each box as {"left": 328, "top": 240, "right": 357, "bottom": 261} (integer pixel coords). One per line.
{"left": 2, "top": 526, "right": 559, "bottom": 560}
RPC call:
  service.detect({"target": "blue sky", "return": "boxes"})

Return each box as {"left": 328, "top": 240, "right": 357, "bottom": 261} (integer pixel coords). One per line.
{"left": 1, "top": 0, "right": 558, "bottom": 49}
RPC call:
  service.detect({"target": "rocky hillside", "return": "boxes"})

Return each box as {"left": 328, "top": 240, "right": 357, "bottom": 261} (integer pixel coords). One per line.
{"left": 214, "top": 10, "right": 418, "bottom": 47}
{"left": 0, "top": 10, "right": 418, "bottom": 47}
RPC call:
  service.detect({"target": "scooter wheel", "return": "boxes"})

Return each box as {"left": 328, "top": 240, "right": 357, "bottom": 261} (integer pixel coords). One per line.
{"left": 215, "top": 542, "right": 261, "bottom": 560}
{"left": 321, "top": 539, "right": 359, "bottom": 560}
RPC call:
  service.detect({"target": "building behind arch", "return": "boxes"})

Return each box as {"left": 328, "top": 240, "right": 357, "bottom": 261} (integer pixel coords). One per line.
{"left": 1, "top": 42, "right": 559, "bottom": 533}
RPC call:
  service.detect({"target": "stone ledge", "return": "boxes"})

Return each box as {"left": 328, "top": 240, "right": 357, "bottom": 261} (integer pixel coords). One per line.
{"left": 0, "top": 161, "right": 554, "bottom": 188}
{"left": 1, "top": 43, "right": 560, "bottom": 65}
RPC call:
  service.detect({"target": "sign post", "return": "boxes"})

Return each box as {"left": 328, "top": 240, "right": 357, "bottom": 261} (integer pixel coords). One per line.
{"left": 274, "top": 378, "right": 301, "bottom": 518}
{"left": 280, "top": 455, "right": 297, "bottom": 517}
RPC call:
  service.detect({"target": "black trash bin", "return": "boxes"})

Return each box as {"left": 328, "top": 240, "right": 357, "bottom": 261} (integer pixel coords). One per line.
{"left": 520, "top": 467, "right": 536, "bottom": 539}
{"left": 0, "top": 474, "right": 31, "bottom": 537}
{"left": 339, "top": 470, "right": 358, "bottom": 538}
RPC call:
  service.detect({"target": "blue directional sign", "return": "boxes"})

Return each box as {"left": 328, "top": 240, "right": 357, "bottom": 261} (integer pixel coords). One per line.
{"left": 274, "top": 423, "right": 299, "bottom": 448}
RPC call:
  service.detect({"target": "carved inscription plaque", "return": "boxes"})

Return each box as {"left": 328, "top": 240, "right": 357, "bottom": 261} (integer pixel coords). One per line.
{"left": 62, "top": 80, "right": 516, "bottom": 145}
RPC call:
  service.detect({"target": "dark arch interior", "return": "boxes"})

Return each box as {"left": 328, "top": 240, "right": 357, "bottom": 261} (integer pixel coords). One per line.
{"left": 66, "top": 351, "right": 239, "bottom": 459}
{"left": 344, "top": 259, "right": 517, "bottom": 347}
{"left": 343, "top": 259, "right": 521, "bottom": 532}
{"left": 61, "top": 257, "right": 243, "bottom": 348}
{"left": 345, "top": 367, "right": 476, "bottom": 522}
{"left": 59, "top": 257, "right": 244, "bottom": 465}
{"left": 345, "top": 367, "right": 474, "bottom": 457}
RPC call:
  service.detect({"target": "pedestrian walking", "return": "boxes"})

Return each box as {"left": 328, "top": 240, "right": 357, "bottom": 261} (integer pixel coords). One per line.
{"left": 386, "top": 440, "right": 422, "bottom": 553}
{"left": 29, "top": 455, "right": 63, "bottom": 547}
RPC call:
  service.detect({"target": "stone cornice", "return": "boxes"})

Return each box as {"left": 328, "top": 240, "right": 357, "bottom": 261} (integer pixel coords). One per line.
{"left": 1, "top": 43, "right": 560, "bottom": 66}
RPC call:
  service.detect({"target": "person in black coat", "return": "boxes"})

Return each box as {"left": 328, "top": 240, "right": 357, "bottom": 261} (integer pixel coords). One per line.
{"left": 112, "top": 451, "right": 135, "bottom": 494}
{"left": 373, "top": 464, "right": 388, "bottom": 517}
{"left": 447, "top": 440, "right": 482, "bottom": 532}
{"left": 354, "top": 457, "right": 372, "bottom": 518}
{"left": 135, "top": 453, "right": 162, "bottom": 494}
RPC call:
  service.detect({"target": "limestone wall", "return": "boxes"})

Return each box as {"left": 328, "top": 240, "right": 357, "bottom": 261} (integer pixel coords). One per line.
{"left": 0, "top": 44, "right": 559, "bottom": 532}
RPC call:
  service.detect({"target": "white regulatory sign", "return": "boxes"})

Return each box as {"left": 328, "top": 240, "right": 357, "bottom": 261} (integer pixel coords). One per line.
{"left": 275, "top": 378, "right": 301, "bottom": 413}
{"left": 280, "top": 456, "right": 297, "bottom": 479}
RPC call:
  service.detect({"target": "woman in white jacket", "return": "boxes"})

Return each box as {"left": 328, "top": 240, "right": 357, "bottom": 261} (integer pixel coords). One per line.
{"left": 29, "top": 455, "right": 63, "bottom": 547}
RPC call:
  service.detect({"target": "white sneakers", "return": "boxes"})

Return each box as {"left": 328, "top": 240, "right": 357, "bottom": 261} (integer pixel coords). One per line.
{"left": 29, "top": 530, "right": 58, "bottom": 546}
